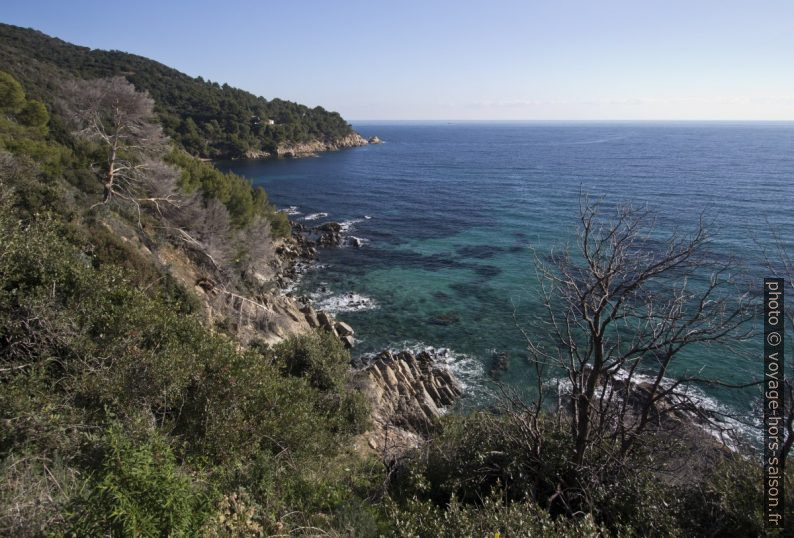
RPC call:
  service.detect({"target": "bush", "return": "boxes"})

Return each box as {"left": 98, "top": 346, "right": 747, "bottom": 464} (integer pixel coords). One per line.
{"left": 392, "top": 412, "right": 569, "bottom": 508}
{"left": 167, "top": 147, "right": 290, "bottom": 236}
{"left": 388, "top": 493, "right": 607, "bottom": 537}
{"left": 274, "top": 331, "right": 350, "bottom": 391}
{"left": 66, "top": 426, "right": 211, "bottom": 536}
{"left": 390, "top": 409, "right": 781, "bottom": 537}
{"left": 677, "top": 455, "right": 794, "bottom": 537}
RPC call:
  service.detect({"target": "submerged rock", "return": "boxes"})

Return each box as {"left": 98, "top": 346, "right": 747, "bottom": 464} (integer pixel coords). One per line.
{"left": 429, "top": 312, "right": 460, "bottom": 326}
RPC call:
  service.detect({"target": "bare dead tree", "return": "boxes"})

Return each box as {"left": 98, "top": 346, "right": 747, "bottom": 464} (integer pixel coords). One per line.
{"left": 524, "top": 195, "right": 753, "bottom": 469}
{"left": 60, "top": 76, "right": 178, "bottom": 214}
{"left": 235, "top": 215, "right": 276, "bottom": 285}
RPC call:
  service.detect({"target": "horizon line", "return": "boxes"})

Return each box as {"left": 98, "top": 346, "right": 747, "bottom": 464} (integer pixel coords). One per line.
{"left": 348, "top": 118, "right": 794, "bottom": 123}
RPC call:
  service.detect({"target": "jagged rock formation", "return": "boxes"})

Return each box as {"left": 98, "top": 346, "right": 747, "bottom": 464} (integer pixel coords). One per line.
{"left": 355, "top": 350, "right": 463, "bottom": 461}
{"left": 298, "top": 304, "right": 355, "bottom": 348}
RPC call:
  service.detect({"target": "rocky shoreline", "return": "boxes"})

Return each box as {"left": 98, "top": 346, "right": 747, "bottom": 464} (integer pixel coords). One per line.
{"left": 271, "top": 213, "right": 739, "bottom": 465}
{"left": 244, "top": 132, "right": 370, "bottom": 160}
{"left": 354, "top": 349, "right": 463, "bottom": 461}
{"left": 273, "top": 214, "right": 465, "bottom": 457}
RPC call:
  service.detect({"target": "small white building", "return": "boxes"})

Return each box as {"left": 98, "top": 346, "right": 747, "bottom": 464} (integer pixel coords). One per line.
{"left": 251, "top": 116, "right": 276, "bottom": 126}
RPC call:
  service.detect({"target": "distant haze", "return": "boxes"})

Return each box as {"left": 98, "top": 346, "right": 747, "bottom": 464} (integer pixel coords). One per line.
{"left": 3, "top": 0, "right": 793, "bottom": 120}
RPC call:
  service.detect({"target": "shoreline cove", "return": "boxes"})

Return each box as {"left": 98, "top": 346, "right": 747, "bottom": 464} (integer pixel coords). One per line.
{"left": 273, "top": 199, "right": 754, "bottom": 454}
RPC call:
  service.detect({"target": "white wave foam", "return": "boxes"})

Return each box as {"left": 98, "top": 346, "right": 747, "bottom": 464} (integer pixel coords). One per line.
{"left": 282, "top": 262, "right": 328, "bottom": 294}
{"left": 303, "top": 212, "right": 329, "bottom": 221}
{"left": 280, "top": 205, "right": 301, "bottom": 216}
{"left": 347, "top": 235, "right": 370, "bottom": 247}
{"left": 544, "top": 368, "right": 758, "bottom": 449}
{"left": 363, "top": 215, "right": 373, "bottom": 220}
{"left": 363, "top": 341, "right": 487, "bottom": 399}
{"left": 309, "top": 290, "right": 378, "bottom": 313}
{"left": 338, "top": 218, "right": 363, "bottom": 233}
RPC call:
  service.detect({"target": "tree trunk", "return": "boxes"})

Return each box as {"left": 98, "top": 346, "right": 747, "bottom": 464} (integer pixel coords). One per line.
{"left": 103, "top": 138, "right": 118, "bottom": 203}
{"left": 573, "top": 330, "right": 603, "bottom": 466}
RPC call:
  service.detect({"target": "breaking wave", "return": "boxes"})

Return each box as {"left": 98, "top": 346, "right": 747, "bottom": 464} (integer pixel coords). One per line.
{"left": 309, "top": 290, "right": 378, "bottom": 313}
{"left": 303, "top": 212, "right": 329, "bottom": 221}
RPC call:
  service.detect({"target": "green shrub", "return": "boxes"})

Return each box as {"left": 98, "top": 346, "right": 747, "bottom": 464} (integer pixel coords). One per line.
{"left": 0, "top": 70, "right": 25, "bottom": 112}
{"left": 274, "top": 331, "right": 350, "bottom": 391}
{"left": 676, "top": 455, "right": 793, "bottom": 537}
{"left": 388, "top": 493, "right": 607, "bottom": 537}
{"left": 392, "top": 412, "right": 569, "bottom": 508}
{"left": 66, "top": 426, "right": 211, "bottom": 537}
{"left": 166, "top": 147, "right": 289, "bottom": 236}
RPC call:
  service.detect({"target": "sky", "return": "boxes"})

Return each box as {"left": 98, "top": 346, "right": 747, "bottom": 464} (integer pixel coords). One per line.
{"left": 3, "top": 0, "right": 794, "bottom": 120}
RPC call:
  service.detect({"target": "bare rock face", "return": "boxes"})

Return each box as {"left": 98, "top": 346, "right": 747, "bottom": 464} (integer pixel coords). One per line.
{"left": 300, "top": 304, "right": 320, "bottom": 328}
{"left": 335, "top": 321, "right": 354, "bottom": 337}
{"left": 154, "top": 244, "right": 313, "bottom": 346}
{"left": 275, "top": 133, "right": 368, "bottom": 158}
{"left": 306, "top": 309, "right": 355, "bottom": 348}
{"left": 356, "top": 350, "right": 463, "bottom": 461}
{"left": 244, "top": 148, "right": 271, "bottom": 159}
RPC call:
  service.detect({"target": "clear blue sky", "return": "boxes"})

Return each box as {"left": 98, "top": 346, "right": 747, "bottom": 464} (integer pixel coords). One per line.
{"left": 3, "top": 0, "right": 793, "bottom": 120}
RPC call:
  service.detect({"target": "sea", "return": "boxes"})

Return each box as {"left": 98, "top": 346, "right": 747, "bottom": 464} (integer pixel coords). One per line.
{"left": 219, "top": 121, "right": 794, "bottom": 441}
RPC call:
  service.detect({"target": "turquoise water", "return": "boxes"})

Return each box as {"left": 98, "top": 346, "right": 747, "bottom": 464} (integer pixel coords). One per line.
{"left": 220, "top": 122, "right": 794, "bottom": 424}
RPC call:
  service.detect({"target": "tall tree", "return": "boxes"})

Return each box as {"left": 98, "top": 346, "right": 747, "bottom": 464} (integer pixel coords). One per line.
{"left": 61, "top": 76, "right": 176, "bottom": 210}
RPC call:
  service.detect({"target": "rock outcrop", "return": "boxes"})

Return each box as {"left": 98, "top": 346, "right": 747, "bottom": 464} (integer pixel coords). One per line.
{"left": 243, "top": 148, "right": 271, "bottom": 159}
{"left": 355, "top": 350, "right": 463, "bottom": 461}
{"left": 489, "top": 350, "right": 509, "bottom": 380}
{"left": 275, "top": 133, "right": 368, "bottom": 158}
{"left": 368, "top": 136, "right": 382, "bottom": 144}
{"left": 297, "top": 305, "right": 355, "bottom": 348}
{"left": 314, "top": 221, "right": 343, "bottom": 247}
{"left": 154, "top": 243, "right": 314, "bottom": 346}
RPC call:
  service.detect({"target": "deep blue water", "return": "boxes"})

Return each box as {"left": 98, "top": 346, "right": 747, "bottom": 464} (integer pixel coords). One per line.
{"left": 220, "top": 122, "right": 794, "bottom": 427}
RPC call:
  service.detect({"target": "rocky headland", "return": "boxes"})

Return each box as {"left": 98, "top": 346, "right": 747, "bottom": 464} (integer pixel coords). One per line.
{"left": 276, "top": 133, "right": 369, "bottom": 158}
{"left": 242, "top": 133, "right": 370, "bottom": 160}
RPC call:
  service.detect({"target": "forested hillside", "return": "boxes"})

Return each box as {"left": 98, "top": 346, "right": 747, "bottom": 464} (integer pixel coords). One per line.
{"left": 0, "top": 58, "right": 381, "bottom": 536}
{"left": 0, "top": 23, "right": 355, "bottom": 158}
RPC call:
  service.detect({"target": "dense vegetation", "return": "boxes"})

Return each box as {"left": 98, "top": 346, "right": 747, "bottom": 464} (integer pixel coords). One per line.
{"left": 0, "top": 70, "right": 378, "bottom": 535}
{"left": 0, "top": 23, "right": 354, "bottom": 159}
{"left": 0, "top": 37, "right": 787, "bottom": 536}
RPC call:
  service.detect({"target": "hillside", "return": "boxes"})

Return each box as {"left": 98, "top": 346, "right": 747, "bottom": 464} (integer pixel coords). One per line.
{"left": 0, "top": 54, "right": 382, "bottom": 535}
{"left": 0, "top": 23, "right": 363, "bottom": 159}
